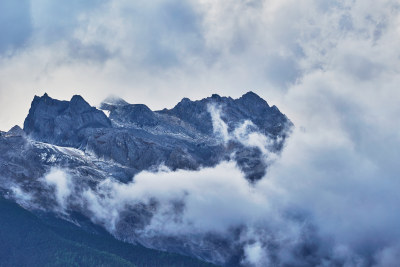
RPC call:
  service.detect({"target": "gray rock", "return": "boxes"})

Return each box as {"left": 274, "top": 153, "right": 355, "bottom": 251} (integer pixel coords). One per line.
{"left": 24, "top": 93, "right": 111, "bottom": 148}
{"left": 21, "top": 92, "right": 292, "bottom": 181}
{"left": 5, "top": 125, "right": 25, "bottom": 137}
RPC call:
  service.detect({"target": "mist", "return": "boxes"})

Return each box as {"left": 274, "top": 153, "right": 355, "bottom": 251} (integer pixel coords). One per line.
{"left": 4, "top": 99, "right": 399, "bottom": 266}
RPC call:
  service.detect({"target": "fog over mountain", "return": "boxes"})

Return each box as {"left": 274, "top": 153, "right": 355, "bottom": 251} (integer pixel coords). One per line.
{"left": 0, "top": 88, "right": 400, "bottom": 266}
{"left": 1, "top": 0, "right": 400, "bottom": 266}
{"left": 1, "top": 92, "right": 293, "bottom": 266}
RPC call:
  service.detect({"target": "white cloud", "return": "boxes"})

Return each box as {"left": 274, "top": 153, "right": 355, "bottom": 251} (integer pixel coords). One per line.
{"left": 41, "top": 168, "right": 72, "bottom": 212}
{"left": 242, "top": 242, "right": 269, "bottom": 267}
{"left": 10, "top": 185, "right": 33, "bottom": 208}
{"left": 82, "top": 161, "right": 270, "bottom": 234}
{"left": 207, "top": 103, "right": 230, "bottom": 143}
{"left": 208, "top": 102, "right": 279, "bottom": 163}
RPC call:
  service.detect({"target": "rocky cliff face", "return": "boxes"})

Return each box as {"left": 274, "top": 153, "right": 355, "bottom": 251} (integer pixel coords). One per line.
{"left": 161, "top": 92, "right": 288, "bottom": 137}
{"left": 24, "top": 93, "right": 112, "bottom": 148}
{"left": 23, "top": 92, "right": 291, "bottom": 181}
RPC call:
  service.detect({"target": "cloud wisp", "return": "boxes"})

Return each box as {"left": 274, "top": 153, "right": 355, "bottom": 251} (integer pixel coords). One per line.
{"left": 40, "top": 168, "right": 73, "bottom": 213}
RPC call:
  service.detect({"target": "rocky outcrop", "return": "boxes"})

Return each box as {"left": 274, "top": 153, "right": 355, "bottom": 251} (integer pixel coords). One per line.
{"left": 23, "top": 93, "right": 111, "bottom": 148}
{"left": 21, "top": 91, "right": 291, "bottom": 181}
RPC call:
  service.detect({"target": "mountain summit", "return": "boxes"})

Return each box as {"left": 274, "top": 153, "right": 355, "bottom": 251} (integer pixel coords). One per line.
{"left": 24, "top": 93, "right": 111, "bottom": 147}
{"left": 21, "top": 92, "right": 292, "bottom": 181}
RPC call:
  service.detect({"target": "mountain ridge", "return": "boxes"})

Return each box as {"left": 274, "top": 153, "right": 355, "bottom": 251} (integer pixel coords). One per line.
{"left": 22, "top": 91, "right": 292, "bottom": 181}
{"left": 0, "top": 91, "right": 292, "bottom": 266}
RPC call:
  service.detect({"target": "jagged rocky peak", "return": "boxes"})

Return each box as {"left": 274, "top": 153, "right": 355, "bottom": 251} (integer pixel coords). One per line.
{"left": 23, "top": 93, "right": 111, "bottom": 147}
{"left": 180, "top": 97, "right": 191, "bottom": 103}
{"left": 109, "top": 103, "right": 158, "bottom": 126}
{"left": 29, "top": 93, "right": 69, "bottom": 116}
{"left": 161, "top": 91, "right": 289, "bottom": 136}
{"left": 70, "top": 95, "right": 92, "bottom": 113}
{"left": 172, "top": 91, "right": 268, "bottom": 110}
{"left": 238, "top": 91, "right": 269, "bottom": 108}
{"left": 5, "top": 125, "right": 25, "bottom": 137}
{"left": 211, "top": 93, "right": 221, "bottom": 99}
{"left": 99, "top": 95, "right": 157, "bottom": 126}
{"left": 100, "top": 95, "right": 129, "bottom": 111}
{"left": 19, "top": 91, "right": 291, "bottom": 181}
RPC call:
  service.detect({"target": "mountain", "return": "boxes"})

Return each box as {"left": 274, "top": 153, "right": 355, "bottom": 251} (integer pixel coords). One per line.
{"left": 24, "top": 91, "right": 292, "bottom": 181}
{"left": 0, "top": 196, "right": 216, "bottom": 267}
{"left": 0, "top": 92, "right": 292, "bottom": 266}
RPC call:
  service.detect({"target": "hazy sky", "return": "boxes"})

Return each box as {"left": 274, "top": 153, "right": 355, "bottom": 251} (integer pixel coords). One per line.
{"left": 0, "top": 0, "right": 398, "bottom": 131}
